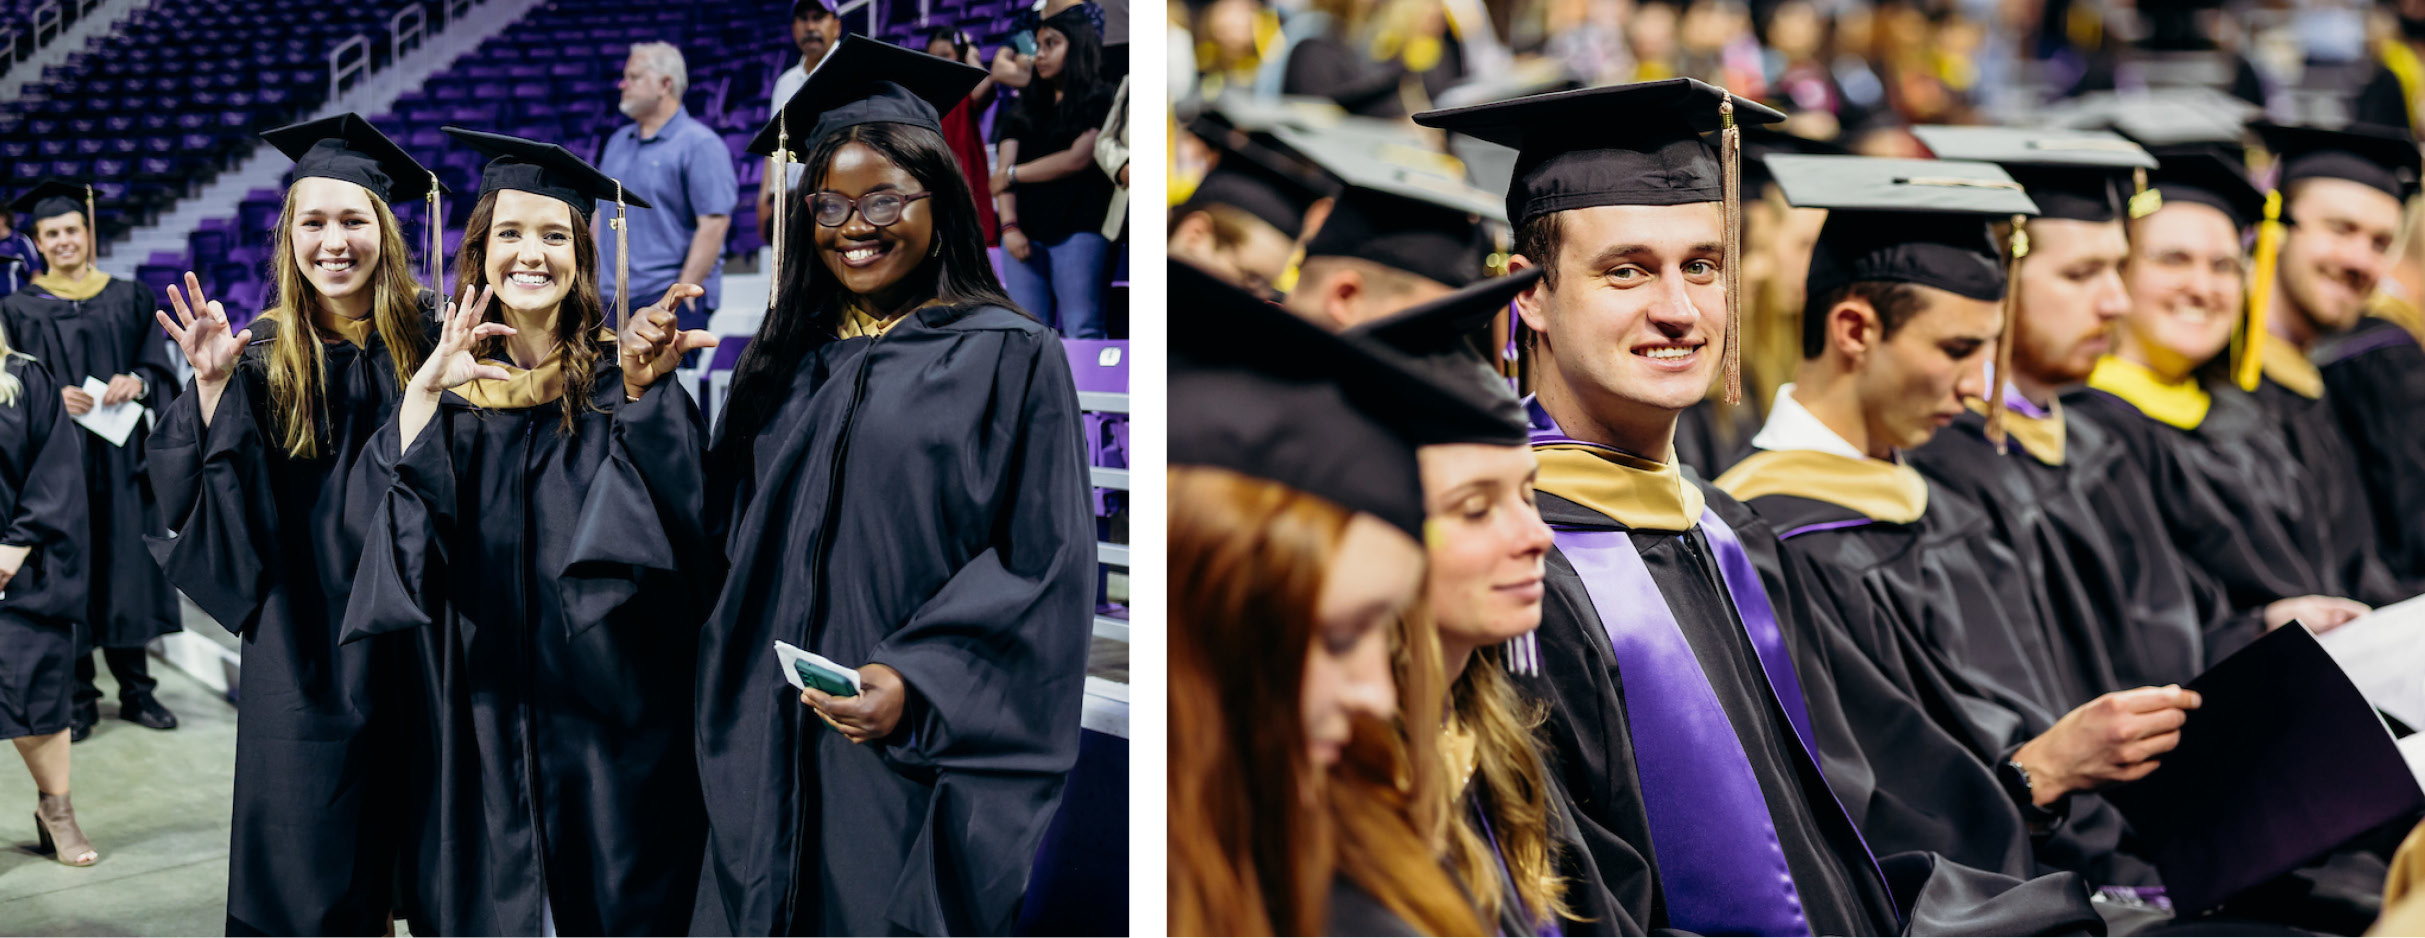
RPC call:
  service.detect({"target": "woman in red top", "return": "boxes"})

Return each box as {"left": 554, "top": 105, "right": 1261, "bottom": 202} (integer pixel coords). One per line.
{"left": 925, "top": 30, "right": 1000, "bottom": 246}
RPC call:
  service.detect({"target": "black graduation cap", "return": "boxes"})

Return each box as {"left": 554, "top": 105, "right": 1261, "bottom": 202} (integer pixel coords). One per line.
{"left": 261, "top": 113, "right": 441, "bottom": 204}
{"left": 1177, "top": 125, "right": 1333, "bottom": 239}
{"left": 1765, "top": 154, "right": 2040, "bottom": 302}
{"left": 2250, "top": 121, "right": 2422, "bottom": 202}
{"left": 9, "top": 178, "right": 89, "bottom": 224}
{"left": 2047, "top": 89, "right": 2255, "bottom": 151}
{"left": 1412, "top": 78, "right": 1787, "bottom": 228}
{"left": 1171, "top": 260, "right": 1516, "bottom": 537}
{"left": 442, "top": 127, "right": 654, "bottom": 218}
{"left": 1273, "top": 126, "right": 1500, "bottom": 288}
{"left": 746, "top": 35, "right": 985, "bottom": 157}
{"left": 2146, "top": 147, "right": 2266, "bottom": 231}
{"left": 1911, "top": 125, "right": 2157, "bottom": 223}
{"left": 1344, "top": 268, "right": 1542, "bottom": 444}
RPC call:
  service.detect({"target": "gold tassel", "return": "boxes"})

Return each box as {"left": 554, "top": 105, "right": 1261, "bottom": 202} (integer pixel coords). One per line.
{"left": 83, "top": 184, "right": 95, "bottom": 265}
{"left": 428, "top": 173, "right": 442, "bottom": 295}
{"left": 1985, "top": 214, "right": 2028, "bottom": 453}
{"left": 1720, "top": 92, "right": 1742, "bottom": 406}
{"left": 2239, "top": 190, "right": 2285, "bottom": 392}
{"left": 768, "top": 112, "right": 789, "bottom": 315}
{"left": 613, "top": 181, "right": 630, "bottom": 332}
{"left": 2128, "top": 166, "right": 2162, "bottom": 219}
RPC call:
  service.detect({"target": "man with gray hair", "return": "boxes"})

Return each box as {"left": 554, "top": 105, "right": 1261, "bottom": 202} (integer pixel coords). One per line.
{"left": 600, "top": 40, "right": 738, "bottom": 336}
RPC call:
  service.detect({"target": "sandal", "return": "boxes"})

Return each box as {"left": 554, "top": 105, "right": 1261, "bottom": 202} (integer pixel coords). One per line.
{"left": 33, "top": 792, "right": 98, "bottom": 866}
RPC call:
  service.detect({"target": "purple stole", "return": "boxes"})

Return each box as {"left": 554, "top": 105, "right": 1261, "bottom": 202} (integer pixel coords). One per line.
{"left": 1529, "top": 402, "right": 1878, "bottom": 936}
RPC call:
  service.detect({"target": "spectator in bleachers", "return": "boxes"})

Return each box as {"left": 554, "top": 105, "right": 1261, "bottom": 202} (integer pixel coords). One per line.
{"left": 0, "top": 180, "right": 182, "bottom": 743}
{"left": 600, "top": 42, "right": 738, "bottom": 339}
{"left": 700, "top": 37, "right": 1091, "bottom": 937}
{"left": 926, "top": 29, "right": 1003, "bottom": 247}
{"left": 996, "top": 4, "right": 1119, "bottom": 338}
{"left": 0, "top": 208, "right": 39, "bottom": 296}
{"left": 764, "top": 0, "right": 847, "bottom": 244}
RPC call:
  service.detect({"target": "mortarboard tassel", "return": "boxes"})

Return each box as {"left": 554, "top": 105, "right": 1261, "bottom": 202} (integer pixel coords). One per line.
{"left": 2238, "top": 190, "right": 2285, "bottom": 392}
{"left": 1719, "top": 92, "right": 1743, "bottom": 406}
{"left": 768, "top": 112, "right": 789, "bottom": 315}
{"left": 428, "top": 173, "right": 442, "bottom": 296}
{"left": 2128, "top": 166, "right": 2162, "bottom": 219}
{"left": 613, "top": 181, "right": 630, "bottom": 332}
{"left": 83, "top": 184, "right": 96, "bottom": 266}
{"left": 1985, "top": 214, "right": 2029, "bottom": 453}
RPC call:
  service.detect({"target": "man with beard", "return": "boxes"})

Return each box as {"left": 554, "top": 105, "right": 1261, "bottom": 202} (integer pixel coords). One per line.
{"left": 763, "top": 0, "right": 845, "bottom": 243}
{"left": 600, "top": 40, "right": 737, "bottom": 338}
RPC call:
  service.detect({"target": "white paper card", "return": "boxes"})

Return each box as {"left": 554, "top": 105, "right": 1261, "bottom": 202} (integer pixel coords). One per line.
{"left": 772, "top": 640, "right": 863, "bottom": 695}
{"left": 2316, "top": 594, "right": 2425, "bottom": 730}
{"left": 71, "top": 376, "right": 142, "bottom": 447}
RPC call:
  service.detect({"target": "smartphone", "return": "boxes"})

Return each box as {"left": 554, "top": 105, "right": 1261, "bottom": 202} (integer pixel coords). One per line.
{"left": 1012, "top": 29, "right": 1037, "bottom": 57}
{"left": 774, "top": 640, "right": 863, "bottom": 697}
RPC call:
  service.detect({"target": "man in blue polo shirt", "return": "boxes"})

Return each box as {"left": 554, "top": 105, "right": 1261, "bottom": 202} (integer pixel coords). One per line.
{"left": 599, "top": 41, "right": 738, "bottom": 335}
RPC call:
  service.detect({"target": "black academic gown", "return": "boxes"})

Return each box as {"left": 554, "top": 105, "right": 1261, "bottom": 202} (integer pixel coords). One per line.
{"left": 2316, "top": 316, "right": 2425, "bottom": 589}
{"left": 1523, "top": 476, "right": 2102, "bottom": 936}
{"left": 695, "top": 304, "right": 1094, "bottom": 936}
{"left": 2248, "top": 373, "right": 2408, "bottom": 606}
{"left": 1468, "top": 773, "right": 1636, "bottom": 937}
{"left": 146, "top": 316, "right": 431, "bottom": 935}
{"left": 0, "top": 276, "right": 179, "bottom": 648}
{"left": 2067, "top": 383, "right": 2365, "bottom": 662}
{"left": 0, "top": 355, "right": 90, "bottom": 738}
{"left": 341, "top": 360, "right": 710, "bottom": 936}
{"left": 1725, "top": 456, "right": 2159, "bottom": 891}
{"left": 1909, "top": 407, "right": 2211, "bottom": 690}
{"left": 1670, "top": 398, "right": 1760, "bottom": 481}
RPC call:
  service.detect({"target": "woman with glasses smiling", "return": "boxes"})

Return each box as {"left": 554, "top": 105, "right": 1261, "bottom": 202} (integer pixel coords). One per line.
{"left": 693, "top": 38, "right": 1094, "bottom": 937}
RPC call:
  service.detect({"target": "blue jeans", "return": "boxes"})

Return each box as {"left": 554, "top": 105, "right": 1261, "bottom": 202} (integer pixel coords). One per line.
{"left": 1001, "top": 230, "right": 1110, "bottom": 339}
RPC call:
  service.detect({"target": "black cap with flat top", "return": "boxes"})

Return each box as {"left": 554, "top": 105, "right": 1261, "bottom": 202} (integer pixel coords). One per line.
{"left": 1763, "top": 154, "right": 2040, "bottom": 302}
{"left": 2249, "top": 121, "right": 2422, "bottom": 203}
{"left": 262, "top": 112, "right": 442, "bottom": 204}
{"left": 2145, "top": 149, "right": 2266, "bottom": 231}
{"left": 745, "top": 35, "right": 986, "bottom": 156}
{"left": 1171, "top": 260, "right": 1519, "bottom": 537}
{"left": 443, "top": 127, "right": 654, "bottom": 218}
{"left": 1911, "top": 125, "right": 2156, "bottom": 223}
{"left": 8, "top": 178, "right": 88, "bottom": 223}
{"left": 1178, "top": 126, "right": 1334, "bottom": 240}
{"left": 1274, "top": 126, "right": 1501, "bottom": 288}
{"left": 1344, "top": 268, "right": 1542, "bottom": 443}
{"left": 1412, "top": 77, "right": 1787, "bottom": 227}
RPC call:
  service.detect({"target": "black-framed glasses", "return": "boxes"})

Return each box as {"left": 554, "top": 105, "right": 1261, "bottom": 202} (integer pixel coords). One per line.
{"left": 810, "top": 190, "right": 933, "bottom": 227}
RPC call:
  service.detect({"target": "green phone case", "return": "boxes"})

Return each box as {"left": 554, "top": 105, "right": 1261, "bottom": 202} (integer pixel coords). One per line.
{"left": 794, "top": 658, "right": 859, "bottom": 698}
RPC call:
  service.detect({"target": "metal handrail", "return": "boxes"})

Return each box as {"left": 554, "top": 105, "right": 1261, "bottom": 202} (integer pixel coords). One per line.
{"left": 328, "top": 33, "right": 369, "bottom": 102}
{"left": 1088, "top": 466, "right": 1127, "bottom": 491}
{"left": 1075, "top": 391, "right": 1127, "bottom": 414}
{"left": 31, "top": 0, "right": 59, "bottom": 47}
{"left": 390, "top": 4, "right": 425, "bottom": 65}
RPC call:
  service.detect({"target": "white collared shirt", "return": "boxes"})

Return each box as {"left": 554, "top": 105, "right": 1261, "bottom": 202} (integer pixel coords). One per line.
{"left": 1749, "top": 383, "right": 1872, "bottom": 460}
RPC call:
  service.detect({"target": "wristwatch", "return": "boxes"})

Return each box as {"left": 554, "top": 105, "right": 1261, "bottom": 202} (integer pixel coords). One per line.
{"left": 1998, "top": 759, "right": 2070, "bottom": 834}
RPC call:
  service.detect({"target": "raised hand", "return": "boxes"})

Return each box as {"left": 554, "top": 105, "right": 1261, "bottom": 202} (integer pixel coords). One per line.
{"left": 618, "top": 283, "right": 715, "bottom": 401}
{"left": 155, "top": 272, "right": 248, "bottom": 387}
{"left": 410, "top": 284, "right": 514, "bottom": 396}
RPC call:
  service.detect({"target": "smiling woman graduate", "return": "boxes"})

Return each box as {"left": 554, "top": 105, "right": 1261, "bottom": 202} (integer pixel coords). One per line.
{"left": 338, "top": 128, "right": 717, "bottom": 936}
{"left": 694, "top": 36, "right": 1095, "bottom": 937}
{"left": 145, "top": 113, "right": 441, "bottom": 936}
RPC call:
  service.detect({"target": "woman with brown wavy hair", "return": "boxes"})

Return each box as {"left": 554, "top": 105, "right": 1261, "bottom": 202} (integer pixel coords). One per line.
{"left": 1170, "top": 259, "right": 1493, "bottom": 936}
{"left": 338, "top": 128, "right": 716, "bottom": 936}
{"left": 1349, "top": 270, "right": 1639, "bottom": 937}
{"left": 147, "top": 113, "right": 440, "bottom": 935}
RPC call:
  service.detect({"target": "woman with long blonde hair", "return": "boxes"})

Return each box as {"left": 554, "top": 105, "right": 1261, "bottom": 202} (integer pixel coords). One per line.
{"left": 1170, "top": 260, "right": 1489, "bottom": 936}
{"left": 0, "top": 315, "right": 99, "bottom": 868}
{"left": 146, "top": 113, "right": 440, "bottom": 935}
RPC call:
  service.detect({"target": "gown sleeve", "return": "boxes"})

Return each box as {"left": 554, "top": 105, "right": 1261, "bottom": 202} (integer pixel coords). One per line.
{"left": 145, "top": 359, "right": 279, "bottom": 634}
{"left": 2, "top": 359, "right": 89, "bottom": 618}
{"left": 556, "top": 375, "right": 713, "bottom": 633}
{"left": 867, "top": 331, "right": 1095, "bottom": 771}
{"left": 123, "top": 283, "right": 178, "bottom": 404}
{"left": 339, "top": 401, "right": 456, "bottom": 644}
{"left": 2324, "top": 336, "right": 2425, "bottom": 596}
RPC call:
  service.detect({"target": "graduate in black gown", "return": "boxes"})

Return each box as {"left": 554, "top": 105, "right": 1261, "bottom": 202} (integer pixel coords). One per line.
{"left": 1411, "top": 80, "right": 2102, "bottom": 936}
{"left": 1168, "top": 122, "right": 1329, "bottom": 300}
{"left": 694, "top": 38, "right": 1094, "bottom": 936}
{"left": 340, "top": 129, "right": 715, "bottom": 936}
{"left": 0, "top": 322, "right": 97, "bottom": 867}
{"left": 1276, "top": 128, "right": 1500, "bottom": 331}
{"left": 2243, "top": 122, "right": 2425, "bottom": 593}
{"left": 0, "top": 179, "right": 179, "bottom": 739}
{"left": 144, "top": 115, "right": 439, "bottom": 935}
{"left": 2070, "top": 149, "right": 2383, "bottom": 655}
{"left": 1348, "top": 270, "right": 1636, "bottom": 937}
{"left": 1168, "top": 259, "right": 1494, "bottom": 937}
{"left": 1718, "top": 152, "right": 2225, "bottom": 909}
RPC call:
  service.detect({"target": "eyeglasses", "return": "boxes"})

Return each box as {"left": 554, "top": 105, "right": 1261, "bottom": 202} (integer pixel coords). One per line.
{"left": 809, "top": 190, "right": 934, "bottom": 227}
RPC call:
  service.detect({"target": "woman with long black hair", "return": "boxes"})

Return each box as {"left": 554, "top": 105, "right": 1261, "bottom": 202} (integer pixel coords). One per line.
{"left": 993, "top": 3, "right": 1118, "bottom": 338}
{"left": 695, "top": 37, "right": 1094, "bottom": 936}
{"left": 147, "top": 114, "right": 439, "bottom": 935}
